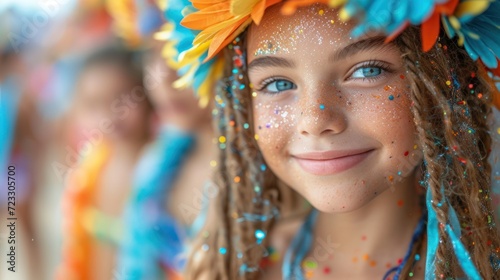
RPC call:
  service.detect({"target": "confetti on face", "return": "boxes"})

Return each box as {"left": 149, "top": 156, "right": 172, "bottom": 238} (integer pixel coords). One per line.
{"left": 247, "top": 4, "right": 422, "bottom": 215}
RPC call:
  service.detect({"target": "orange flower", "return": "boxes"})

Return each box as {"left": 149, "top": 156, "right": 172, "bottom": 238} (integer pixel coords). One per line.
{"left": 182, "top": 0, "right": 282, "bottom": 61}
{"left": 420, "top": 0, "right": 459, "bottom": 51}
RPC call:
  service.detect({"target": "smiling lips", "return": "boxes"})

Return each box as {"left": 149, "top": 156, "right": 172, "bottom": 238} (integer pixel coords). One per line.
{"left": 293, "top": 148, "right": 375, "bottom": 175}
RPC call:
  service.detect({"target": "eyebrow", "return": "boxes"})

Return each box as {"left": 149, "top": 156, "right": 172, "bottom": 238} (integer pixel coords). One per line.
{"left": 329, "top": 36, "right": 391, "bottom": 62}
{"left": 248, "top": 56, "right": 296, "bottom": 71}
{"left": 247, "top": 36, "right": 392, "bottom": 71}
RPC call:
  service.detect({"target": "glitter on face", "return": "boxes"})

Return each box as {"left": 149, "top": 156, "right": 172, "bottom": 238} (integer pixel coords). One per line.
{"left": 248, "top": 4, "right": 421, "bottom": 219}
{"left": 254, "top": 41, "right": 284, "bottom": 56}
{"left": 388, "top": 95, "right": 394, "bottom": 100}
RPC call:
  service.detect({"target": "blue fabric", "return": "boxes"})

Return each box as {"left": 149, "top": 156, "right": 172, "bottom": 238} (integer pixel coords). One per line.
{"left": 117, "top": 126, "right": 196, "bottom": 279}
{"left": 392, "top": 213, "right": 427, "bottom": 279}
{"left": 0, "top": 76, "right": 21, "bottom": 173}
{"left": 282, "top": 210, "right": 318, "bottom": 280}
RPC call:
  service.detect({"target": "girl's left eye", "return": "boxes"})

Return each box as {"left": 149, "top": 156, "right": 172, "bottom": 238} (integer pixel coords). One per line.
{"left": 351, "top": 66, "right": 383, "bottom": 79}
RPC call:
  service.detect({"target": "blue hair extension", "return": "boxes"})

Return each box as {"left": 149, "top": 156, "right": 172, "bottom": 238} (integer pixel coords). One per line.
{"left": 425, "top": 186, "right": 439, "bottom": 279}
{"left": 282, "top": 209, "right": 318, "bottom": 280}
{"left": 426, "top": 179, "right": 482, "bottom": 279}
{"left": 445, "top": 224, "right": 481, "bottom": 279}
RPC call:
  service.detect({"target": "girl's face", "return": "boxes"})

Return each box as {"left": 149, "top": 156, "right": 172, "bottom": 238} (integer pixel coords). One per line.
{"left": 74, "top": 64, "right": 151, "bottom": 144}
{"left": 247, "top": 4, "right": 422, "bottom": 213}
{"left": 146, "top": 55, "right": 211, "bottom": 131}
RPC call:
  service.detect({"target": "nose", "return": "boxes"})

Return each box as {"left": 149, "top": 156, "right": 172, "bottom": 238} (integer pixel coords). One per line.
{"left": 296, "top": 87, "right": 347, "bottom": 137}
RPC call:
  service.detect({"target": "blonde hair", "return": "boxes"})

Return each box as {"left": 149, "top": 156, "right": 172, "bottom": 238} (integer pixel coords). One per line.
{"left": 185, "top": 26, "right": 500, "bottom": 279}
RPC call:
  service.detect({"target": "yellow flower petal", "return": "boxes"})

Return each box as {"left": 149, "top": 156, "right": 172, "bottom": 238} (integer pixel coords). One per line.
{"left": 455, "top": 0, "right": 490, "bottom": 18}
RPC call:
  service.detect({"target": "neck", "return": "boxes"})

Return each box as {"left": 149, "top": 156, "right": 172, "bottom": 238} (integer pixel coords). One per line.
{"left": 312, "top": 173, "right": 423, "bottom": 273}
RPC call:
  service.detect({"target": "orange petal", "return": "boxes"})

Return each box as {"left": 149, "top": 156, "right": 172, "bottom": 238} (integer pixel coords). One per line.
{"left": 252, "top": 0, "right": 281, "bottom": 24}
{"left": 490, "top": 60, "right": 500, "bottom": 77}
{"left": 435, "top": 0, "right": 459, "bottom": 14}
{"left": 205, "top": 16, "right": 251, "bottom": 60}
{"left": 421, "top": 13, "right": 440, "bottom": 52}
{"left": 181, "top": 2, "right": 231, "bottom": 30}
{"left": 190, "top": 0, "right": 227, "bottom": 10}
{"left": 281, "top": 0, "right": 328, "bottom": 15}
{"left": 251, "top": 0, "right": 267, "bottom": 24}
{"left": 493, "top": 90, "right": 500, "bottom": 110}
{"left": 193, "top": 15, "right": 247, "bottom": 45}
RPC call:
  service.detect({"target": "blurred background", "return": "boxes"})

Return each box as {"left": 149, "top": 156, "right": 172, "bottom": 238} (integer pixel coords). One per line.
{"left": 0, "top": 1, "right": 174, "bottom": 279}
{"left": 0, "top": 1, "right": 500, "bottom": 280}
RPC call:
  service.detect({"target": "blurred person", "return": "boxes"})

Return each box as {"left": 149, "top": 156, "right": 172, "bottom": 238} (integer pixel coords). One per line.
{"left": 116, "top": 41, "right": 216, "bottom": 279}
{"left": 26, "top": 4, "right": 119, "bottom": 280}
{"left": 104, "top": 1, "right": 217, "bottom": 278}
{"left": 0, "top": 6, "right": 46, "bottom": 279}
{"left": 57, "top": 45, "right": 153, "bottom": 280}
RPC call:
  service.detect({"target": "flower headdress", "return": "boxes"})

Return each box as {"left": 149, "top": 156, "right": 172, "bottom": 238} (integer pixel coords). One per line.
{"left": 161, "top": 0, "right": 500, "bottom": 108}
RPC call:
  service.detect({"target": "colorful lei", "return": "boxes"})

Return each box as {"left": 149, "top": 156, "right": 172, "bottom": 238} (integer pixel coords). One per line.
{"left": 57, "top": 142, "right": 115, "bottom": 280}
{"left": 161, "top": 0, "right": 500, "bottom": 107}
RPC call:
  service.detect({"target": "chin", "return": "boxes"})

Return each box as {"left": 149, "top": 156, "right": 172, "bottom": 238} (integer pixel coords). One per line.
{"left": 298, "top": 181, "right": 381, "bottom": 214}
{"left": 308, "top": 198, "right": 366, "bottom": 213}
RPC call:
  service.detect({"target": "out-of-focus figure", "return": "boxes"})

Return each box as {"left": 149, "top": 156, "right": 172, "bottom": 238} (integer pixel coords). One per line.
{"left": 57, "top": 45, "right": 153, "bottom": 280}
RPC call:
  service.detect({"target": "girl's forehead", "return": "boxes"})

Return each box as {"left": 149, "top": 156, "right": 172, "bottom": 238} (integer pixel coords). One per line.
{"left": 247, "top": 4, "right": 356, "bottom": 57}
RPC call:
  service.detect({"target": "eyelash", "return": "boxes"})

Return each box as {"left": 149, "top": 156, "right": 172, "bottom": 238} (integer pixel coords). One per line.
{"left": 348, "top": 60, "right": 393, "bottom": 82}
{"left": 256, "top": 77, "right": 287, "bottom": 92}
{"left": 255, "top": 60, "right": 394, "bottom": 94}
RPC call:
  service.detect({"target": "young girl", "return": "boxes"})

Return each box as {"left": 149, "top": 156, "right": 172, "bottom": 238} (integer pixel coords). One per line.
{"left": 104, "top": 2, "right": 217, "bottom": 278}
{"left": 162, "top": 1, "right": 500, "bottom": 279}
{"left": 57, "top": 45, "right": 153, "bottom": 280}
{"left": 116, "top": 42, "right": 216, "bottom": 280}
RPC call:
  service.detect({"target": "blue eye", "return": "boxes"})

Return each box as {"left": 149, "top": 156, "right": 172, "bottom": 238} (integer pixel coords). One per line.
{"left": 264, "top": 79, "right": 296, "bottom": 93}
{"left": 351, "top": 67, "right": 383, "bottom": 78}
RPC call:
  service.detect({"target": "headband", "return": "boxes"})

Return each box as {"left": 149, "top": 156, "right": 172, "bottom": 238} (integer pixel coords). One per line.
{"left": 159, "top": 0, "right": 500, "bottom": 106}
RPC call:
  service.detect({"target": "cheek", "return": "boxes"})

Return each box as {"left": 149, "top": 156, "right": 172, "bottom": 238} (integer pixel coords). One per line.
{"left": 362, "top": 85, "right": 421, "bottom": 178}
{"left": 253, "top": 99, "right": 297, "bottom": 160}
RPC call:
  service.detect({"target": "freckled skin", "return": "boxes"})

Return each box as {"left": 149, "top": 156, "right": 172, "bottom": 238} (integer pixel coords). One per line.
{"left": 247, "top": 5, "right": 422, "bottom": 213}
